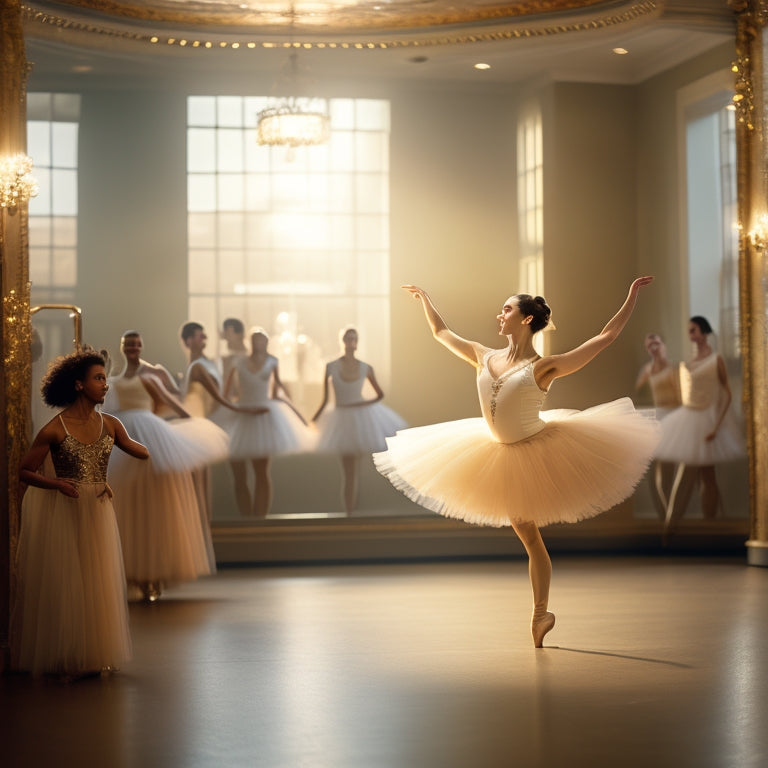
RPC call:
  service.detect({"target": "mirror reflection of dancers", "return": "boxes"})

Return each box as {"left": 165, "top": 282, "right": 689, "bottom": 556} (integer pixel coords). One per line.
{"left": 219, "top": 318, "right": 251, "bottom": 517}
{"left": 374, "top": 279, "right": 659, "bottom": 648}
{"left": 180, "top": 321, "right": 253, "bottom": 525}
{"left": 653, "top": 316, "right": 745, "bottom": 532}
{"left": 105, "top": 331, "right": 229, "bottom": 600}
{"left": 312, "top": 327, "right": 407, "bottom": 514}
{"left": 12, "top": 349, "right": 149, "bottom": 679}
{"left": 225, "top": 328, "right": 311, "bottom": 517}
{"left": 634, "top": 333, "right": 682, "bottom": 520}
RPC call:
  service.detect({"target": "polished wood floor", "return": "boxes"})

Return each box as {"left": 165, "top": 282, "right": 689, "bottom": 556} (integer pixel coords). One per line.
{"left": 3, "top": 555, "right": 768, "bottom": 768}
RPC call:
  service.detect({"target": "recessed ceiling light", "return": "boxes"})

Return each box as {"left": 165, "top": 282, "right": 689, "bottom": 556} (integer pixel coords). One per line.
{"left": 72, "top": 65, "right": 93, "bottom": 73}
{"left": 474, "top": 62, "right": 491, "bottom": 70}
{"left": 613, "top": 47, "right": 629, "bottom": 55}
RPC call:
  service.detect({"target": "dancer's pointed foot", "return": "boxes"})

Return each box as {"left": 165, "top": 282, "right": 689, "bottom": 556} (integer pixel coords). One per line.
{"left": 532, "top": 611, "right": 556, "bottom": 648}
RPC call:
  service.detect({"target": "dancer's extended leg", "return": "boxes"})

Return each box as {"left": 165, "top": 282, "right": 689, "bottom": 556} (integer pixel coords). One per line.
{"left": 341, "top": 455, "right": 359, "bottom": 513}
{"left": 252, "top": 458, "right": 273, "bottom": 518}
{"left": 665, "top": 464, "right": 698, "bottom": 534}
{"left": 512, "top": 520, "right": 554, "bottom": 648}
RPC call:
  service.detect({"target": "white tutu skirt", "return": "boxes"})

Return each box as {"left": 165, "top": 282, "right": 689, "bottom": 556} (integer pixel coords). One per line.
{"left": 374, "top": 397, "right": 660, "bottom": 528}
{"left": 108, "top": 453, "right": 213, "bottom": 585}
{"left": 113, "top": 410, "right": 228, "bottom": 472}
{"left": 228, "top": 400, "right": 312, "bottom": 460}
{"left": 654, "top": 404, "right": 746, "bottom": 465}
{"left": 315, "top": 402, "right": 407, "bottom": 455}
{"left": 11, "top": 484, "right": 131, "bottom": 676}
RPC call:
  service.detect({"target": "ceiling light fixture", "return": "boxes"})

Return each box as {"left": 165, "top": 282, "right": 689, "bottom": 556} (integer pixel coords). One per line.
{"left": 256, "top": 8, "right": 330, "bottom": 149}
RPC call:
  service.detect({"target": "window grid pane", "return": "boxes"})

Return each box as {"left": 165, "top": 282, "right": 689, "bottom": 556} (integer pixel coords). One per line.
{"left": 188, "top": 96, "right": 391, "bottom": 414}
{"left": 27, "top": 93, "right": 80, "bottom": 304}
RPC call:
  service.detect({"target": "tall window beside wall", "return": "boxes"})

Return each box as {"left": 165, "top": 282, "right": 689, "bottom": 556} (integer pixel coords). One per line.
{"left": 517, "top": 108, "right": 544, "bottom": 350}
{"left": 27, "top": 92, "right": 80, "bottom": 306}
{"left": 187, "top": 96, "right": 391, "bottom": 413}
{"left": 517, "top": 109, "right": 543, "bottom": 294}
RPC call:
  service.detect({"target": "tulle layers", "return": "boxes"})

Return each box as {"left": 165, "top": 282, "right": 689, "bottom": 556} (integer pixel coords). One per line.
{"left": 12, "top": 485, "right": 131, "bottom": 677}
{"left": 654, "top": 404, "right": 745, "bottom": 466}
{"left": 115, "top": 410, "right": 228, "bottom": 472}
{"left": 374, "top": 398, "right": 660, "bottom": 528}
{"left": 316, "top": 402, "right": 407, "bottom": 455}
{"left": 109, "top": 454, "right": 213, "bottom": 584}
{"left": 228, "top": 401, "right": 312, "bottom": 460}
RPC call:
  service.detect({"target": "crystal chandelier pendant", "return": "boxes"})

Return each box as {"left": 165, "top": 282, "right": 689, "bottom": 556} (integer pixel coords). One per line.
{"left": 257, "top": 97, "right": 330, "bottom": 148}
{"left": 256, "top": 51, "right": 330, "bottom": 149}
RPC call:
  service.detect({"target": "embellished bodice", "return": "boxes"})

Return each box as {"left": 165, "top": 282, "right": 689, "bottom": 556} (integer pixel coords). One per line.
{"left": 329, "top": 359, "right": 369, "bottom": 406}
{"left": 680, "top": 353, "right": 719, "bottom": 410}
{"left": 184, "top": 358, "right": 222, "bottom": 418}
{"left": 649, "top": 365, "right": 681, "bottom": 409}
{"left": 50, "top": 416, "right": 113, "bottom": 483}
{"left": 234, "top": 355, "right": 276, "bottom": 406}
{"left": 477, "top": 352, "right": 546, "bottom": 444}
{"left": 107, "top": 374, "right": 153, "bottom": 411}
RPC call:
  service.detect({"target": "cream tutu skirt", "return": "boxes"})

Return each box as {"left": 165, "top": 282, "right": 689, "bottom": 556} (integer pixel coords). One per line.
{"left": 11, "top": 484, "right": 131, "bottom": 676}
{"left": 112, "top": 410, "right": 228, "bottom": 472}
{"left": 654, "top": 404, "right": 745, "bottom": 466}
{"left": 228, "top": 400, "right": 312, "bottom": 460}
{"left": 374, "top": 398, "right": 660, "bottom": 528}
{"left": 316, "top": 402, "right": 407, "bottom": 455}
{"left": 108, "top": 452, "right": 213, "bottom": 585}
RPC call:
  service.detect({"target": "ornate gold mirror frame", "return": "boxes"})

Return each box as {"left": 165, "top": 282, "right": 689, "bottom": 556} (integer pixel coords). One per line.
{"left": 733, "top": 0, "right": 768, "bottom": 566}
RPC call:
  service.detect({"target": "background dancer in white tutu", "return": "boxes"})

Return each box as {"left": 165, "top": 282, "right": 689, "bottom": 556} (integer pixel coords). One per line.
{"left": 635, "top": 332, "right": 682, "bottom": 520}
{"left": 312, "top": 326, "right": 406, "bottom": 513}
{"left": 225, "top": 327, "right": 310, "bottom": 517}
{"left": 654, "top": 316, "right": 745, "bottom": 531}
{"left": 374, "top": 278, "right": 659, "bottom": 648}
{"left": 13, "top": 349, "right": 148, "bottom": 679}
{"left": 106, "top": 331, "right": 229, "bottom": 600}
{"left": 219, "top": 317, "right": 252, "bottom": 517}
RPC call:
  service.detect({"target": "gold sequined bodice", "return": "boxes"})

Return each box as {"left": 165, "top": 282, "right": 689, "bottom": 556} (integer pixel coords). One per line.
{"left": 50, "top": 417, "right": 114, "bottom": 483}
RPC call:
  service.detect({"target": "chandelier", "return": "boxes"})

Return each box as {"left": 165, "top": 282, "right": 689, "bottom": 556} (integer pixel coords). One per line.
{"left": 0, "top": 154, "right": 39, "bottom": 211}
{"left": 257, "top": 51, "right": 330, "bottom": 148}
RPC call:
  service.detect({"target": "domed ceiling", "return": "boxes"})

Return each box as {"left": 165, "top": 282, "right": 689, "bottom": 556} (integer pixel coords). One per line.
{"left": 22, "top": 0, "right": 735, "bottom": 85}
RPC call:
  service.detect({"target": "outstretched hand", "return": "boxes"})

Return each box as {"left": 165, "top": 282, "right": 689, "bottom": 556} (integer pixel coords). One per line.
{"left": 402, "top": 285, "right": 427, "bottom": 300}
{"left": 630, "top": 276, "right": 654, "bottom": 295}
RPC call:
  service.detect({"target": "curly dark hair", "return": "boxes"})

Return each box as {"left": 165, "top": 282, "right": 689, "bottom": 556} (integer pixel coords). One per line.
{"left": 40, "top": 348, "right": 106, "bottom": 408}
{"left": 515, "top": 294, "right": 552, "bottom": 333}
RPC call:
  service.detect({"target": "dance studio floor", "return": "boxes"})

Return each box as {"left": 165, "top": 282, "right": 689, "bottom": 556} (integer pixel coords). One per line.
{"left": 2, "top": 555, "right": 767, "bottom": 768}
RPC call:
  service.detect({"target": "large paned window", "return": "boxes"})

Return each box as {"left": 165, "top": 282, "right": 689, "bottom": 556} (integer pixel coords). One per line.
{"left": 187, "top": 96, "right": 390, "bottom": 413}
{"left": 517, "top": 108, "right": 544, "bottom": 352}
{"left": 27, "top": 92, "right": 80, "bottom": 305}
{"left": 26, "top": 92, "right": 81, "bottom": 429}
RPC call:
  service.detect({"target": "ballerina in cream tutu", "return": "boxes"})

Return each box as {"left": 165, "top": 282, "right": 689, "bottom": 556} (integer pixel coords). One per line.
{"left": 312, "top": 326, "right": 407, "bottom": 513}
{"left": 105, "top": 330, "right": 231, "bottom": 599}
{"left": 225, "top": 327, "right": 312, "bottom": 517}
{"left": 374, "top": 278, "right": 659, "bottom": 647}
{"left": 634, "top": 332, "right": 682, "bottom": 519}
{"left": 653, "top": 316, "right": 745, "bottom": 531}
{"left": 12, "top": 349, "right": 149, "bottom": 679}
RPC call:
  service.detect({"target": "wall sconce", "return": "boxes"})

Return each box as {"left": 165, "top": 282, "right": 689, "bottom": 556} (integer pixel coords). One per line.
{"left": 748, "top": 213, "right": 768, "bottom": 250}
{"left": 0, "top": 153, "right": 39, "bottom": 212}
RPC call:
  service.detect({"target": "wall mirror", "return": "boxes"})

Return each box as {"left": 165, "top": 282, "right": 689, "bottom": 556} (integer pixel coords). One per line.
{"left": 19, "top": 1, "right": 747, "bottom": 561}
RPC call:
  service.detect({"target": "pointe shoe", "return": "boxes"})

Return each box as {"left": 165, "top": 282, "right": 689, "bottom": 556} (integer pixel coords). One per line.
{"left": 531, "top": 612, "right": 556, "bottom": 648}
